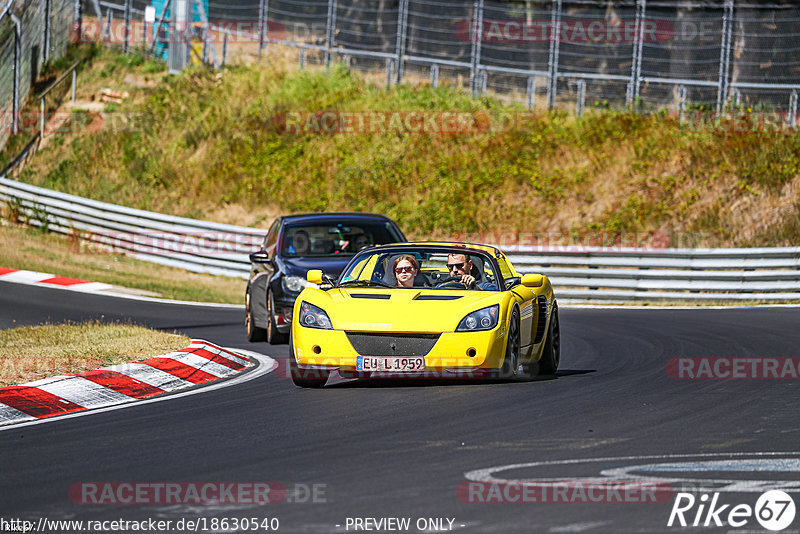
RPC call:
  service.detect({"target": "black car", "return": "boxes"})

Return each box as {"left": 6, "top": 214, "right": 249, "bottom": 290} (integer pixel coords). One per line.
{"left": 245, "top": 212, "right": 407, "bottom": 344}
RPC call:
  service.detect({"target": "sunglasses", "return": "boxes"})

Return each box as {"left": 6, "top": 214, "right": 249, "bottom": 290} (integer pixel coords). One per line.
{"left": 447, "top": 262, "right": 467, "bottom": 271}
{"left": 395, "top": 266, "right": 415, "bottom": 274}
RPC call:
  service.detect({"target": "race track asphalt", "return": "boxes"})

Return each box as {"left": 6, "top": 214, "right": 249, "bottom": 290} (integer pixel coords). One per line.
{"left": 1, "top": 280, "right": 799, "bottom": 533}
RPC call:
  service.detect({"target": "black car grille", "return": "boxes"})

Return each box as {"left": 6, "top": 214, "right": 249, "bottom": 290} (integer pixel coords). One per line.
{"left": 345, "top": 332, "right": 440, "bottom": 357}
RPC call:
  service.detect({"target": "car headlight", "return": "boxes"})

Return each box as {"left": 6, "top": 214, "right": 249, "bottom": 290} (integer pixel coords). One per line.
{"left": 283, "top": 275, "right": 316, "bottom": 293}
{"left": 456, "top": 305, "right": 499, "bottom": 332}
{"left": 298, "top": 301, "right": 333, "bottom": 330}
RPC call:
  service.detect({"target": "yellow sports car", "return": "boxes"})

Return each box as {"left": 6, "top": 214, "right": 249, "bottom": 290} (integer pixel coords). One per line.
{"left": 288, "top": 242, "right": 560, "bottom": 388}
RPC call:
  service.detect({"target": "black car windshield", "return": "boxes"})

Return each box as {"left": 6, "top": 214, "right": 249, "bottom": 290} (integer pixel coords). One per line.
{"left": 338, "top": 246, "right": 501, "bottom": 290}
{"left": 281, "top": 222, "right": 402, "bottom": 257}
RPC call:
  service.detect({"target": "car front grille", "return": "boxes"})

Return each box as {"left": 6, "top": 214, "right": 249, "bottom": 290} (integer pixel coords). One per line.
{"left": 345, "top": 332, "right": 440, "bottom": 357}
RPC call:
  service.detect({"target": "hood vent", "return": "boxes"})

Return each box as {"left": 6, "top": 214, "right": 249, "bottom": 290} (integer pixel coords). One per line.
{"left": 414, "top": 295, "right": 462, "bottom": 301}
{"left": 349, "top": 293, "right": 391, "bottom": 300}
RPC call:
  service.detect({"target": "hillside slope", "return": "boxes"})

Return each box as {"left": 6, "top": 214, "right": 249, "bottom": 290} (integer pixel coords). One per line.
{"left": 8, "top": 48, "right": 800, "bottom": 248}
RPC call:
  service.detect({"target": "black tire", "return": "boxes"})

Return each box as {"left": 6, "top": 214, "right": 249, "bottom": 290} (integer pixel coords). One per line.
{"left": 289, "top": 332, "right": 329, "bottom": 388}
{"left": 539, "top": 305, "right": 560, "bottom": 375}
{"left": 497, "top": 307, "right": 521, "bottom": 380}
{"left": 245, "top": 288, "right": 267, "bottom": 342}
{"left": 267, "top": 290, "right": 289, "bottom": 345}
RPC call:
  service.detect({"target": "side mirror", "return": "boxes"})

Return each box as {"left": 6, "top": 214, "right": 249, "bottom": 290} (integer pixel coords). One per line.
{"left": 307, "top": 269, "right": 324, "bottom": 285}
{"left": 521, "top": 274, "right": 544, "bottom": 288}
{"left": 249, "top": 250, "right": 270, "bottom": 263}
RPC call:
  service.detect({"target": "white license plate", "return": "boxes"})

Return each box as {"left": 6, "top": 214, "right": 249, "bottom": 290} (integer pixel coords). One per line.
{"left": 356, "top": 356, "right": 425, "bottom": 372}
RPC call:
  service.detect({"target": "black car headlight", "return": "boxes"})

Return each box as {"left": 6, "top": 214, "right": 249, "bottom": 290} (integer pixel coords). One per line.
{"left": 298, "top": 301, "right": 333, "bottom": 330}
{"left": 283, "top": 275, "right": 314, "bottom": 293}
{"left": 456, "top": 305, "right": 499, "bottom": 332}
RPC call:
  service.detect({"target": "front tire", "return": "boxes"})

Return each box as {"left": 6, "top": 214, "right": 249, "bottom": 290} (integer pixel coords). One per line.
{"left": 245, "top": 288, "right": 267, "bottom": 342}
{"left": 539, "top": 304, "right": 560, "bottom": 375}
{"left": 497, "top": 308, "right": 521, "bottom": 380}
{"left": 289, "top": 333, "right": 329, "bottom": 388}
{"left": 267, "top": 290, "right": 289, "bottom": 345}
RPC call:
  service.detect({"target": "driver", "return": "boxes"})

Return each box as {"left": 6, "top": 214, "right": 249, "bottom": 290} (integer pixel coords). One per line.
{"left": 440, "top": 253, "right": 496, "bottom": 290}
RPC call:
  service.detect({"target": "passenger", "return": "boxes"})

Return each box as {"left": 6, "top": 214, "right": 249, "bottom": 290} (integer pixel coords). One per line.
{"left": 393, "top": 255, "right": 419, "bottom": 288}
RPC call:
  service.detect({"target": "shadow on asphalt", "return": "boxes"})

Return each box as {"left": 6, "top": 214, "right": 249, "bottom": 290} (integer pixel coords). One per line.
{"left": 323, "top": 368, "right": 596, "bottom": 389}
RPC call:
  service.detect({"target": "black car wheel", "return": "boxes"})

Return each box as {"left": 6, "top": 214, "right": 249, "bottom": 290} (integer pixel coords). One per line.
{"left": 267, "top": 290, "right": 289, "bottom": 345}
{"left": 539, "top": 305, "right": 560, "bottom": 375}
{"left": 245, "top": 288, "right": 267, "bottom": 342}
{"left": 497, "top": 308, "right": 521, "bottom": 380}
{"left": 289, "top": 332, "right": 329, "bottom": 388}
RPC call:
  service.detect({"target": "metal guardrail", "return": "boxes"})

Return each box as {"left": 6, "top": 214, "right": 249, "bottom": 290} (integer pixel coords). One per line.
{"left": 1, "top": 177, "right": 799, "bottom": 302}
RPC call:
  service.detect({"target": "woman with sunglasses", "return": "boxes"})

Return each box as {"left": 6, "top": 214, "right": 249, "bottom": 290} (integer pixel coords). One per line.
{"left": 393, "top": 255, "right": 419, "bottom": 288}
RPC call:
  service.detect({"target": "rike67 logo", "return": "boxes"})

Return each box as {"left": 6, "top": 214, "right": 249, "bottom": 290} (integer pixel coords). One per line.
{"left": 668, "top": 490, "right": 796, "bottom": 531}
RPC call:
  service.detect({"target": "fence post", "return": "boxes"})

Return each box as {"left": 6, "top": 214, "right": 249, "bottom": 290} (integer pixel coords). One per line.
{"left": 678, "top": 85, "right": 687, "bottom": 123}
{"left": 74, "top": 0, "right": 82, "bottom": 43}
{"left": 299, "top": 46, "right": 306, "bottom": 69}
{"left": 12, "top": 14, "right": 20, "bottom": 135}
{"left": 385, "top": 58, "right": 395, "bottom": 88}
{"left": 123, "top": 0, "right": 131, "bottom": 53}
{"left": 40, "top": 97, "right": 45, "bottom": 138}
{"left": 469, "top": 0, "right": 484, "bottom": 98}
{"left": 576, "top": 80, "right": 585, "bottom": 116}
{"left": 789, "top": 90, "right": 798, "bottom": 129}
{"left": 325, "top": 0, "right": 338, "bottom": 68}
{"left": 546, "top": 0, "right": 562, "bottom": 108}
{"left": 71, "top": 69, "right": 76, "bottom": 103}
{"left": 44, "top": 0, "right": 52, "bottom": 62}
{"left": 628, "top": 0, "right": 645, "bottom": 109}
{"left": 394, "top": 0, "right": 408, "bottom": 84}
{"left": 103, "top": 9, "right": 112, "bottom": 42}
{"left": 258, "top": 0, "right": 270, "bottom": 55}
{"left": 526, "top": 76, "right": 535, "bottom": 110}
{"left": 716, "top": 0, "right": 733, "bottom": 113}
{"left": 430, "top": 63, "right": 439, "bottom": 88}
{"left": 222, "top": 31, "right": 228, "bottom": 67}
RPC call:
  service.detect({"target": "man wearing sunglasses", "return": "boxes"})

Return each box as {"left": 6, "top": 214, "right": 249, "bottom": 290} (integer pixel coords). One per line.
{"left": 440, "top": 253, "right": 496, "bottom": 290}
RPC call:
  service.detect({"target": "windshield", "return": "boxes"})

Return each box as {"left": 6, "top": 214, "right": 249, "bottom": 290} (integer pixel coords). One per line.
{"left": 281, "top": 222, "right": 402, "bottom": 257}
{"left": 338, "top": 247, "right": 501, "bottom": 291}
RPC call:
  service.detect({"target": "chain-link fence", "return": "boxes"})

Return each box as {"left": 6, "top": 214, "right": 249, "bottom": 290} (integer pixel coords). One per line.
{"left": 3, "top": 0, "right": 800, "bottom": 153}
{"left": 0, "top": 0, "right": 77, "bottom": 150}
{"left": 82, "top": 0, "right": 800, "bottom": 116}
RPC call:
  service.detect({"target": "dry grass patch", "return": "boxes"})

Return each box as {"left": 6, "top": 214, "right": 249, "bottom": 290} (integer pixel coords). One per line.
{"left": 0, "top": 222, "right": 245, "bottom": 304}
{"left": 0, "top": 320, "right": 190, "bottom": 386}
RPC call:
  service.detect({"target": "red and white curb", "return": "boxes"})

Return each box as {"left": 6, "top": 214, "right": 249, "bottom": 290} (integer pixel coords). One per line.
{"left": 0, "top": 340, "right": 257, "bottom": 427}
{"left": 0, "top": 267, "right": 113, "bottom": 292}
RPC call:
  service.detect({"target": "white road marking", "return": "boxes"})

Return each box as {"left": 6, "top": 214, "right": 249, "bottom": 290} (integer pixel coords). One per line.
{"left": 464, "top": 452, "right": 800, "bottom": 493}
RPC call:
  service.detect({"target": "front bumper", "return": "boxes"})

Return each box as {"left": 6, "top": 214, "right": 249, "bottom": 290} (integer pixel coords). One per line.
{"left": 291, "top": 326, "right": 507, "bottom": 373}
{"left": 274, "top": 296, "right": 296, "bottom": 333}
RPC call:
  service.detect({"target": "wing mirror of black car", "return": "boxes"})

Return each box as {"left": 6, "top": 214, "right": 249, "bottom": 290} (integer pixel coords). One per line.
{"left": 249, "top": 250, "right": 270, "bottom": 263}
{"left": 504, "top": 276, "right": 521, "bottom": 288}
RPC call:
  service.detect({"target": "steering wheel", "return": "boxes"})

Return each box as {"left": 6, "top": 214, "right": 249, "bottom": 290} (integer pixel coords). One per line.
{"left": 435, "top": 274, "right": 469, "bottom": 289}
